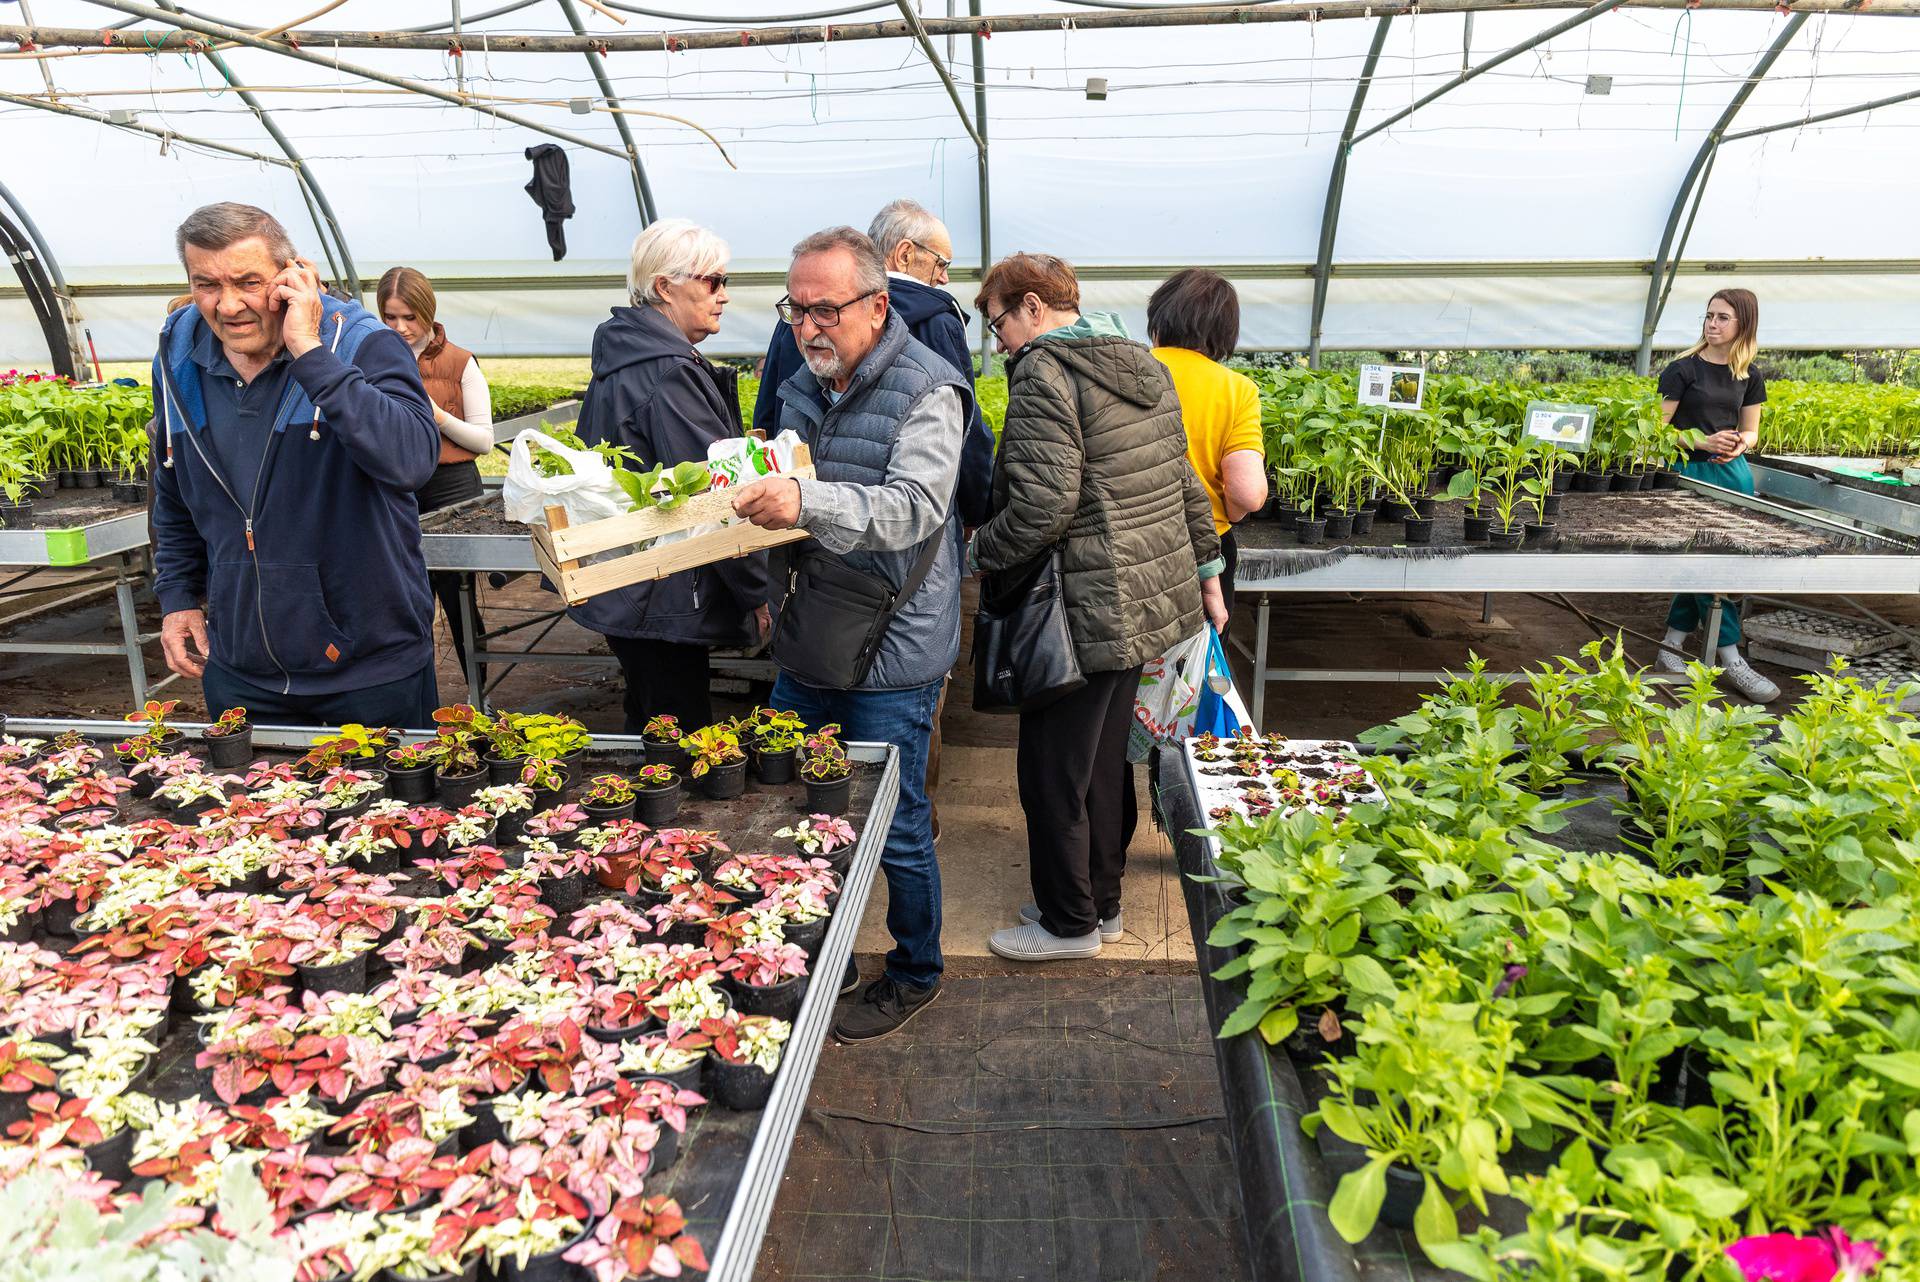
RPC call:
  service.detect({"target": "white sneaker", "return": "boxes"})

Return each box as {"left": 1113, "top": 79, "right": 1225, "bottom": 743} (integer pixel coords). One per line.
{"left": 1020, "top": 903, "right": 1124, "bottom": 943}
{"left": 988, "top": 922, "right": 1103, "bottom": 962}
{"left": 1655, "top": 628, "right": 1690, "bottom": 674}
{"left": 1717, "top": 646, "right": 1781, "bottom": 703}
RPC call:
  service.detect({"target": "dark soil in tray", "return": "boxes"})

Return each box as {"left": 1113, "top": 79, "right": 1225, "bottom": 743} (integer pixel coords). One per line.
{"left": 423, "top": 495, "right": 521, "bottom": 537}
{"left": 0, "top": 490, "right": 144, "bottom": 530}
{"left": 1238, "top": 489, "right": 1894, "bottom": 570}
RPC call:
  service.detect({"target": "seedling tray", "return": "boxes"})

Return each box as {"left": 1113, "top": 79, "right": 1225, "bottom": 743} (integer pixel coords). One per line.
{"left": 6, "top": 718, "right": 899, "bottom": 1282}
{"left": 0, "top": 493, "right": 149, "bottom": 567}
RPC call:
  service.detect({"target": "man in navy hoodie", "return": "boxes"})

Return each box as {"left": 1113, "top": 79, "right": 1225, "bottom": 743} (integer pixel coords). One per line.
{"left": 151, "top": 203, "right": 442, "bottom": 728}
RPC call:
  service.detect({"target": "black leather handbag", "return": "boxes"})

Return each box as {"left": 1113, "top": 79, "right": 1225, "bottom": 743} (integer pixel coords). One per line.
{"left": 972, "top": 547, "right": 1085, "bottom": 714}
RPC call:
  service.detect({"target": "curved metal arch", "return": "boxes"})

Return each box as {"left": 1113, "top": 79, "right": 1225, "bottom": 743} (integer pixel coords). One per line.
{"left": 556, "top": 0, "right": 657, "bottom": 225}
{"left": 1634, "top": 12, "right": 1808, "bottom": 374}
{"left": 1307, "top": 16, "right": 1392, "bottom": 368}
{"left": 154, "top": 0, "right": 360, "bottom": 296}
{"left": 0, "top": 176, "right": 85, "bottom": 374}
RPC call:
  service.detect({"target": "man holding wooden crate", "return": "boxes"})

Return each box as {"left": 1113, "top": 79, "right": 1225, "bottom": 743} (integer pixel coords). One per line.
{"left": 733, "top": 226, "right": 971, "bottom": 1045}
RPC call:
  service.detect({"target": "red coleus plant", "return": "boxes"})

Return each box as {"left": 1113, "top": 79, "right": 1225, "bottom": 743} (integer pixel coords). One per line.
{"left": 421, "top": 844, "right": 508, "bottom": 891}
{"left": 256, "top": 1144, "right": 338, "bottom": 1224}
{"left": 625, "top": 845, "right": 700, "bottom": 897}
{"left": 0, "top": 1044, "right": 59, "bottom": 1105}
{"left": 456, "top": 1018, "right": 584, "bottom": 1096}
{"left": 319, "top": 1135, "right": 461, "bottom": 1213}
{"left": 124, "top": 698, "right": 180, "bottom": 735}
{"left": 651, "top": 827, "right": 728, "bottom": 865}
{"left": 50, "top": 771, "right": 134, "bottom": 814}
{"left": 3, "top": 1090, "right": 96, "bottom": 1147}
{"left": 719, "top": 942, "right": 809, "bottom": 989}
{"left": 566, "top": 1195, "right": 709, "bottom": 1282}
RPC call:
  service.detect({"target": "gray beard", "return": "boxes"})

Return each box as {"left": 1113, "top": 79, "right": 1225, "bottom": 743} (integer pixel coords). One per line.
{"left": 802, "top": 345, "right": 844, "bottom": 382}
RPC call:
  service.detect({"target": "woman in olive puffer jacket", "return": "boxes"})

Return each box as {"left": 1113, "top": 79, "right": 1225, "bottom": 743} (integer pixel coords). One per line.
{"left": 969, "top": 252, "right": 1227, "bottom": 963}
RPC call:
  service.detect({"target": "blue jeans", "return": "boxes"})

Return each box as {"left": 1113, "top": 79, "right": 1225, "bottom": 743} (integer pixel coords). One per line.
{"left": 772, "top": 672, "right": 943, "bottom": 989}
{"left": 1666, "top": 455, "right": 1754, "bottom": 647}
{"left": 201, "top": 659, "right": 438, "bottom": 731}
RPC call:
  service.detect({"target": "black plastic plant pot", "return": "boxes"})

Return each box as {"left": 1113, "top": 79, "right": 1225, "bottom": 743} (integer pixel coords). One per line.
{"left": 1275, "top": 504, "right": 1301, "bottom": 533}
{"left": 1486, "top": 527, "right": 1525, "bottom": 551}
{"left": 581, "top": 797, "right": 634, "bottom": 826}
{"left": 530, "top": 775, "right": 570, "bottom": 813}
{"left": 1412, "top": 497, "right": 1438, "bottom": 520}
{"left": 1541, "top": 492, "right": 1564, "bottom": 518}
{"left": 1377, "top": 499, "right": 1409, "bottom": 523}
{"left": 1461, "top": 512, "right": 1492, "bottom": 542}
{"left": 752, "top": 744, "right": 797, "bottom": 785}
{"left": 204, "top": 725, "right": 254, "bottom": 770}
{"left": 0, "top": 501, "right": 31, "bottom": 529}
{"left": 662, "top": 919, "right": 706, "bottom": 949}
{"left": 378, "top": 1260, "right": 484, "bottom": 1282}
{"left": 646, "top": 1121, "right": 680, "bottom": 1175}
{"left": 1380, "top": 1164, "right": 1425, "bottom": 1231}
{"left": 804, "top": 773, "right": 852, "bottom": 817}
{"left": 1294, "top": 518, "right": 1326, "bottom": 546}
{"left": 626, "top": 1061, "right": 704, "bottom": 1094}
{"left": 1552, "top": 471, "right": 1574, "bottom": 493}
{"left": 496, "top": 1219, "right": 595, "bottom": 1282}
{"left": 1609, "top": 471, "right": 1637, "bottom": 492}
{"left": 1401, "top": 516, "right": 1435, "bottom": 546}
{"left": 1574, "top": 470, "right": 1609, "bottom": 493}
{"left": 112, "top": 481, "right": 148, "bottom": 505}
{"left": 1652, "top": 469, "right": 1682, "bottom": 490}
{"left": 643, "top": 738, "right": 689, "bottom": 775}
{"left": 585, "top": 1015, "right": 661, "bottom": 1044}
{"left": 85, "top": 1126, "right": 136, "bottom": 1184}
{"left": 72, "top": 469, "right": 101, "bottom": 489}
{"left": 634, "top": 782, "right": 682, "bottom": 827}
{"left": 1322, "top": 512, "right": 1354, "bottom": 541}
{"left": 384, "top": 756, "right": 439, "bottom": 803}
{"left": 431, "top": 768, "right": 481, "bottom": 813}
{"left": 44, "top": 897, "right": 81, "bottom": 937}
{"left": 782, "top": 916, "right": 829, "bottom": 958}
{"left": 1350, "top": 508, "right": 1376, "bottom": 536}
{"left": 540, "top": 871, "right": 586, "bottom": 916}
{"left": 1524, "top": 521, "right": 1556, "bottom": 545}
{"left": 299, "top": 952, "right": 370, "bottom": 997}
{"left": 484, "top": 754, "right": 527, "bottom": 786}
{"left": 705, "top": 1053, "right": 776, "bottom": 1111}
{"left": 726, "top": 973, "right": 807, "bottom": 1023}
{"left": 0, "top": 913, "right": 32, "bottom": 944}
{"left": 493, "top": 810, "right": 527, "bottom": 847}
{"left": 698, "top": 759, "right": 748, "bottom": 800}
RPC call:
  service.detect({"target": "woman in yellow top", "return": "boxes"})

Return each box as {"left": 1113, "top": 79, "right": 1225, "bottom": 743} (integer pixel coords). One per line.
{"left": 1149, "top": 269, "right": 1267, "bottom": 611}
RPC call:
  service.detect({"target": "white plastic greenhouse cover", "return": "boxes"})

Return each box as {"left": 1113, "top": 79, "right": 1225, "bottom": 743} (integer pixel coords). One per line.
{"left": 4, "top": 0, "right": 1920, "bottom": 362}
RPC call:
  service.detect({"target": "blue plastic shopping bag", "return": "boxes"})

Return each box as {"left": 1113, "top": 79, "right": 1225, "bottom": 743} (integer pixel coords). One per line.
{"left": 1193, "top": 627, "right": 1249, "bottom": 737}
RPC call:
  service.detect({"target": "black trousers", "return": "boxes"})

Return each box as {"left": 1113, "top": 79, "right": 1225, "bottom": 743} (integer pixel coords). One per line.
{"left": 1017, "top": 664, "right": 1144, "bottom": 938}
{"left": 606, "top": 635, "right": 713, "bottom": 735}
{"left": 1220, "top": 527, "right": 1239, "bottom": 612}
{"left": 418, "top": 462, "right": 485, "bottom": 674}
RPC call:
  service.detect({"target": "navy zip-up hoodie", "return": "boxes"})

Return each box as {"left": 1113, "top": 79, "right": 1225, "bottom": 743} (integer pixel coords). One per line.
{"left": 752, "top": 273, "right": 995, "bottom": 527}
{"left": 565, "top": 305, "right": 766, "bottom": 645}
{"left": 150, "top": 297, "right": 441, "bottom": 696}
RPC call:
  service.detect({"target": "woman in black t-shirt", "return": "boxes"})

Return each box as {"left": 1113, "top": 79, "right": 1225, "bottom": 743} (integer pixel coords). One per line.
{"left": 1653, "top": 288, "right": 1779, "bottom": 702}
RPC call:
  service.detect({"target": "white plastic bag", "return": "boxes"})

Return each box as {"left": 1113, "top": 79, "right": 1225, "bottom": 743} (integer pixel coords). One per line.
{"left": 1127, "top": 626, "right": 1215, "bottom": 763}
{"left": 502, "top": 428, "right": 630, "bottom": 529}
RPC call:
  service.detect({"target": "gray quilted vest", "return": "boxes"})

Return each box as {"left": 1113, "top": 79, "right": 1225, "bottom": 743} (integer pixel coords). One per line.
{"left": 775, "top": 314, "right": 968, "bottom": 691}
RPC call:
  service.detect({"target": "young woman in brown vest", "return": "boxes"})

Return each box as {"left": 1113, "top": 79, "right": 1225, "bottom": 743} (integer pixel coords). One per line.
{"left": 377, "top": 267, "right": 494, "bottom": 674}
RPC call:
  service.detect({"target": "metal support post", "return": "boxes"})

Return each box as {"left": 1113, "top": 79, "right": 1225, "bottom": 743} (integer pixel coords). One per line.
{"left": 557, "top": 0, "right": 659, "bottom": 224}
{"left": 1251, "top": 594, "right": 1272, "bottom": 733}
{"left": 114, "top": 556, "right": 147, "bottom": 705}
{"left": 1307, "top": 17, "right": 1392, "bottom": 368}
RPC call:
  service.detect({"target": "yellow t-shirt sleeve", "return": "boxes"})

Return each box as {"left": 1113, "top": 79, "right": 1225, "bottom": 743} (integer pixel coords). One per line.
{"left": 1223, "top": 375, "right": 1264, "bottom": 457}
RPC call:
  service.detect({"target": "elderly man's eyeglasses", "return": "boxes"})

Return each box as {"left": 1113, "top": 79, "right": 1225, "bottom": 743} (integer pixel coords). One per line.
{"left": 909, "top": 241, "right": 953, "bottom": 273}
{"left": 776, "top": 290, "right": 879, "bottom": 328}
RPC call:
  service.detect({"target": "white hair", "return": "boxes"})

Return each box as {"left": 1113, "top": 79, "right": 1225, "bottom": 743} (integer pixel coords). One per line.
{"left": 626, "top": 218, "right": 729, "bottom": 306}
{"left": 866, "top": 199, "right": 945, "bottom": 261}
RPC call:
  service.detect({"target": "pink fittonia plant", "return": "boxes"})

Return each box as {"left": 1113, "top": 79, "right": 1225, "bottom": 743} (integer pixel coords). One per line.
{"left": 1726, "top": 1229, "right": 1883, "bottom": 1282}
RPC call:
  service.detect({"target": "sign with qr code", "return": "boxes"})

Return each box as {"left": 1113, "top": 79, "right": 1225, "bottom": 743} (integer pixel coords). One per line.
{"left": 1357, "top": 364, "right": 1426, "bottom": 411}
{"left": 1524, "top": 401, "right": 1597, "bottom": 452}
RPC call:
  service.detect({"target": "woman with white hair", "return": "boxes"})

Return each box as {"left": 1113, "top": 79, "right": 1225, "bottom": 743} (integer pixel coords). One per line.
{"left": 567, "top": 218, "right": 768, "bottom": 732}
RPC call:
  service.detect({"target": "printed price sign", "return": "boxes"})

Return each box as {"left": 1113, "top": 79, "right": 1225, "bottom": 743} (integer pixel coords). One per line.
{"left": 1357, "top": 364, "right": 1426, "bottom": 411}
{"left": 1524, "top": 401, "right": 1597, "bottom": 453}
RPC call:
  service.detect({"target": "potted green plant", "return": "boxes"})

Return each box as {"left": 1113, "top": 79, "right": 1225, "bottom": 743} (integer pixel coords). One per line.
{"left": 696, "top": 1012, "right": 792, "bottom": 1110}
{"left": 750, "top": 713, "right": 805, "bottom": 785}
{"left": 518, "top": 755, "right": 571, "bottom": 811}
{"left": 580, "top": 773, "right": 636, "bottom": 824}
{"left": 384, "top": 739, "right": 442, "bottom": 803}
{"left": 686, "top": 725, "right": 747, "bottom": 800}
{"left": 642, "top": 714, "right": 688, "bottom": 774}
{"left": 201, "top": 705, "right": 254, "bottom": 769}
{"left": 799, "top": 728, "right": 852, "bottom": 816}
{"left": 632, "top": 763, "right": 682, "bottom": 825}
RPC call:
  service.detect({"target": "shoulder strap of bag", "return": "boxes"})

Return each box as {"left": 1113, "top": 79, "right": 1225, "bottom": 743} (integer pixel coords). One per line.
{"left": 890, "top": 523, "right": 946, "bottom": 609}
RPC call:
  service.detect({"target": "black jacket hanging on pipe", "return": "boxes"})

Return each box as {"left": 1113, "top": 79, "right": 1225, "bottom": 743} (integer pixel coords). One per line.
{"left": 523, "top": 144, "right": 575, "bottom": 261}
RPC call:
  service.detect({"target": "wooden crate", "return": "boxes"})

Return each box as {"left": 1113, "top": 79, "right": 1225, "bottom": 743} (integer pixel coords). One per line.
{"left": 530, "top": 447, "right": 813, "bottom": 607}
